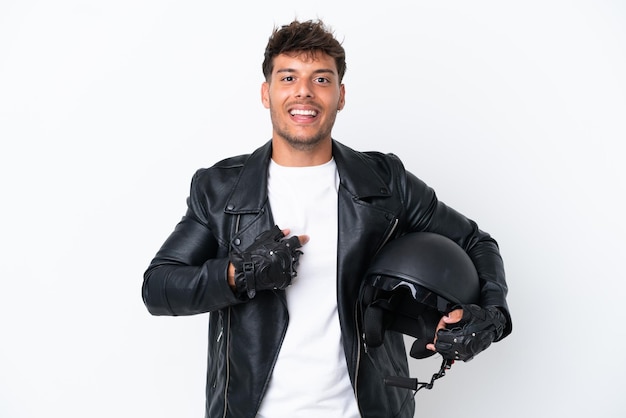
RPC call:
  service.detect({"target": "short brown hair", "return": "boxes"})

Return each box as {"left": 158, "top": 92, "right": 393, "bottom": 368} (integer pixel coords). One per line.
{"left": 262, "top": 19, "right": 347, "bottom": 83}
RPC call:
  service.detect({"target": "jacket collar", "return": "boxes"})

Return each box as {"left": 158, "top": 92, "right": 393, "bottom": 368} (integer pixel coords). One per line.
{"left": 332, "top": 140, "right": 392, "bottom": 199}
{"left": 225, "top": 139, "right": 391, "bottom": 214}
{"left": 224, "top": 141, "right": 272, "bottom": 214}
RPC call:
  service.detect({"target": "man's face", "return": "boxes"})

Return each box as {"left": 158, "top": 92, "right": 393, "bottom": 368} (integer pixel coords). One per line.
{"left": 261, "top": 52, "right": 345, "bottom": 152}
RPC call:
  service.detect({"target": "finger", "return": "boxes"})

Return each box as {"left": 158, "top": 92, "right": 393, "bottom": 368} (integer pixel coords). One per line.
{"left": 443, "top": 308, "right": 464, "bottom": 325}
{"left": 430, "top": 317, "right": 447, "bottom": 346}
{"left": 282, "top": 236, "right": 301, "bottom": 250}
{"left": 280, "top": 228, "right": 309, "bottom": 246}
{"left": 434, "top": 317, "right": 447, "bottom": 333}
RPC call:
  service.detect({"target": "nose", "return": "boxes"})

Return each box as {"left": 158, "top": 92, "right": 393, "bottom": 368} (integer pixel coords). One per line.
{"left": 294, "top": 79, "right": 314, "bottom": 98}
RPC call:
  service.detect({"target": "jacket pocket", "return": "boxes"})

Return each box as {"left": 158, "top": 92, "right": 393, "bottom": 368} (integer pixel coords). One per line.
{"left": 208, "top": 309, "right": 228, "bottom": 391}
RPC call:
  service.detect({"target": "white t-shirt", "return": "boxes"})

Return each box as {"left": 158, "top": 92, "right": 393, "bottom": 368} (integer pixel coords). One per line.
{"left": 256, "top": 158, "right": 360, "bottom": 418}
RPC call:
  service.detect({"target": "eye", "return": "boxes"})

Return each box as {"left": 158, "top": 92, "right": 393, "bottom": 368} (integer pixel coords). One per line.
{"left": 315, "top": 77, "right": 330, "bottom": 84}
{"left": 281, "top": 76, "right": 295, "bottom": 82}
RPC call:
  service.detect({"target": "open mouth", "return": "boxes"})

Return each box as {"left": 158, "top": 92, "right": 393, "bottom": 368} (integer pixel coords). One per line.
{"left": 289, "top": 109, "right": 318, "bottom": 118}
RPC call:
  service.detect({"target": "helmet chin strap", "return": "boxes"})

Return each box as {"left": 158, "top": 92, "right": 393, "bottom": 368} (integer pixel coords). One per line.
{"left": 383, "top": 358, "right": 454, "bottom": 394}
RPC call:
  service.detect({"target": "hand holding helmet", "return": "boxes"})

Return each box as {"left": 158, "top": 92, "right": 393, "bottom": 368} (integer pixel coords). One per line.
{"left": 360, "top": 232, "right": 510, "bottom": 392}
{"left": 430, "top": 304, "right": 506, "bottom": 362}
{"left": 230, "top": 225, "right": 304, "bottom": 299}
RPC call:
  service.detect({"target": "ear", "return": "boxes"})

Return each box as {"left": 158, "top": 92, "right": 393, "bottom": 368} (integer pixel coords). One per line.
{"left": 261, "top": 82, "right": 270, "bottom": 109}
{"left": 337, "top": 84, "right": 346, "bottom": 111}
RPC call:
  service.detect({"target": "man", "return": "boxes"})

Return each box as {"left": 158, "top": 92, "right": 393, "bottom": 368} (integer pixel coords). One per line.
{"left": 142, "top": 19, "right": 511, "bottom": 418}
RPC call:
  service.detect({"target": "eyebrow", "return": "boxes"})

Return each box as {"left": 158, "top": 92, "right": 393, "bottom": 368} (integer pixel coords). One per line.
{"left": 275, "top": 68, "right": 337, "bottom": 76}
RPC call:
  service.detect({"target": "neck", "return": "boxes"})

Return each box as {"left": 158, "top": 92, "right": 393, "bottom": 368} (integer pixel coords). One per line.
{"left": 271, "top": 137, "right": 333, "bottom": 167}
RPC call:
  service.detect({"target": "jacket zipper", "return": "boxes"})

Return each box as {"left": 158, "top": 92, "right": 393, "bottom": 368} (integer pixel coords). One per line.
{"left": 374, "top": 217, "right": 399, "bottom": 257}
{"left": 222, "top": 307, "right": 231, "bottom": 418}
{"left": 353, "top": 215, "right": 398, "bottom": 408}
{"left": 222, "top": 215, "right": 241, "bottom": 417}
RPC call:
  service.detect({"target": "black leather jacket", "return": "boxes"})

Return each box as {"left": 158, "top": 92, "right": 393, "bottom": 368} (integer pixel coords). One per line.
{"left": 142, "top": 140, "right": 511, "bottom": 418}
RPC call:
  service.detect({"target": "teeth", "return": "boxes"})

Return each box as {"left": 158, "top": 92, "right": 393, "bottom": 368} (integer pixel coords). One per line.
{"left": 290, "top": 109, "right": 317, "bottom": 116}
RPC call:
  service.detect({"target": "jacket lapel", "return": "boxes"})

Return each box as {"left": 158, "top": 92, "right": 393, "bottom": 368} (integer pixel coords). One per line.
{"left": 224, "top": 140, "right": 273, "bottom": 215}
{"left": 332, "top": 141, "right": 400, "bottom": 369}
{"left": 332, "top": 141, "right": 392, "bottom": 201}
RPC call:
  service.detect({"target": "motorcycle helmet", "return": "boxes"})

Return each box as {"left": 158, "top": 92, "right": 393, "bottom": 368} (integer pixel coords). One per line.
{"left": 361, "top": 231, "right": 480, "bottom": 361}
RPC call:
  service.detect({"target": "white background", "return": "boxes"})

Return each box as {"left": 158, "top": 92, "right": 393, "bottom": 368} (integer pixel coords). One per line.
{"left": 1, "top": 1, "right": 625, "bottom": 417}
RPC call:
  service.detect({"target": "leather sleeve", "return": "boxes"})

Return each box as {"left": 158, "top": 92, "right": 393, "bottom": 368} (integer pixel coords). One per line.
{"left": 142, "top": 171, "right": 241, "bottom": 316}
{"left": 398, "top": 159, "right": 512, "bottom": 340}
